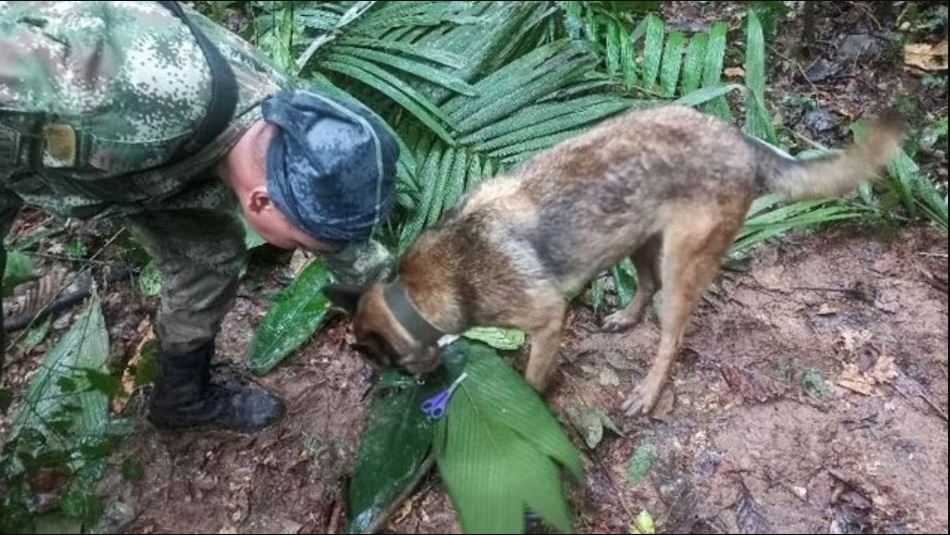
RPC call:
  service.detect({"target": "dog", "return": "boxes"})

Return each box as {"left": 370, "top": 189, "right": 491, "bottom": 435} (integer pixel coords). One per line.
{"left": 327, "top": 105, "right": 903, "bottom": 415}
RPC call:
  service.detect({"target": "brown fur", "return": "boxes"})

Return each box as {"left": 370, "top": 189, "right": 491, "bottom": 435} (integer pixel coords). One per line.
{"left": 332, "top": 105, "right": 904, "bottom": 416}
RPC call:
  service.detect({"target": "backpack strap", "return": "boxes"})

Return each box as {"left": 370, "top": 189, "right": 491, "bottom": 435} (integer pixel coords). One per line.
{"left": 157, "top": 0, "right": 238, "bottom": 157}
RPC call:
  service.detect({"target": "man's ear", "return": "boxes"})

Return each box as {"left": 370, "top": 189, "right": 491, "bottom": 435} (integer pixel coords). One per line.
{"left": 248, "top": 187, "right": 271, "bottom": 214}
{"left": 324, "top": 284, "right": 364, "bottom": 315}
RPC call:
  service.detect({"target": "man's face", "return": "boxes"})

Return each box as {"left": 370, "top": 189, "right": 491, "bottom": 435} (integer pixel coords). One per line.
{"left": 244, "top": 200, "right": 338, "bottom": 253}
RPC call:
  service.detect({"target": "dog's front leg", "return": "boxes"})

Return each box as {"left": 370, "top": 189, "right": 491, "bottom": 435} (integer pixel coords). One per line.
{"left": 523, "top": 304, "right": 567, "bottom": 392}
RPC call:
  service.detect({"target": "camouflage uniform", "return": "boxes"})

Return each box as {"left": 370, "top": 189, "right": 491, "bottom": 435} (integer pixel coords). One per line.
{"left": 0, "top": 1, "right": 292, "bottom": 354}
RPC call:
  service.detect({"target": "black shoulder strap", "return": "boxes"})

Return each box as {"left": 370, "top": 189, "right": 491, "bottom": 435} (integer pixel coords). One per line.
{"left": 157, "top": 0, "right": 238, "bottom": 156}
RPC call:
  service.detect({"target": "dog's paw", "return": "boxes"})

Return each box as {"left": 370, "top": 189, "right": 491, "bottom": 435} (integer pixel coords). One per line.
{"left": 622, "top": 384, "right": 662, "bottom": 417}
{"left": 601, "top": 311, "right": 638, "bottom": 333}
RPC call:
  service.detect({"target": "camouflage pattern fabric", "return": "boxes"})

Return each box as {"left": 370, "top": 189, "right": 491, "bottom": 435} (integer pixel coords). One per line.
{"left": 0, "top": 1, "right": 291, "bottom": 353}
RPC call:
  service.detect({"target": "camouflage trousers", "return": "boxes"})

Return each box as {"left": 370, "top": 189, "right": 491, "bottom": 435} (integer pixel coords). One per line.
{"left": 1, "top": 189, "right": 246, "bottom": 356}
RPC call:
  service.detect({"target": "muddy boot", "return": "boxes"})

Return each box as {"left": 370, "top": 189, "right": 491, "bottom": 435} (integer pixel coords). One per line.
{"left": 147, "top": 341, "right": 285, "bottom": 433}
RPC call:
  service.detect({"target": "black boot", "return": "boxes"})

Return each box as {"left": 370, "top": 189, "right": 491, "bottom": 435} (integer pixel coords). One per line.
{"left": 147, "top": 342, "right": 285, "bottom": 432}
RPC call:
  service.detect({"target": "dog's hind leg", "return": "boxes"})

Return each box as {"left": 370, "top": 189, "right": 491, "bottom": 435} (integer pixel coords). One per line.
{"left": 602, "top": 234, "right": 662, "bottom": 332}
{"left": 623, "top": 201, "right": 747, "bottom": 416}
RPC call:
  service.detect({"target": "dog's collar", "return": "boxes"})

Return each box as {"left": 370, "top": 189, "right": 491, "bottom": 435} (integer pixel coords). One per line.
{"left": 383, "top": 278, "right": 444, "bottom": 346}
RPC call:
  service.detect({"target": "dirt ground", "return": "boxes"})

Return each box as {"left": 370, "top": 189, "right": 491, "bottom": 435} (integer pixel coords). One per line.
{"left": 2, "top": 2, "right": 947, "bottom": 534}
{"left": 81, "top": 224, "right": 946, "bottom": 535}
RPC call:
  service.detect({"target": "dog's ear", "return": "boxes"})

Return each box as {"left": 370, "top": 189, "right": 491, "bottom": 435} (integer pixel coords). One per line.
{"left": 324, "top": 284, "right": 364, "bottom": 315}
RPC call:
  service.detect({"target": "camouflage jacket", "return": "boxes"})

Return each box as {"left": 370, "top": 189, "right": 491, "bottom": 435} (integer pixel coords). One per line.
{"left": 0, "top": 1, "right": 293, "bottom": 223}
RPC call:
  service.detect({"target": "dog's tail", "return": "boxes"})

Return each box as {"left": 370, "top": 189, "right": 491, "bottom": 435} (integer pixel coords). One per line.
{"left": 752, "top": 111, "right": 905, "bottom": 201}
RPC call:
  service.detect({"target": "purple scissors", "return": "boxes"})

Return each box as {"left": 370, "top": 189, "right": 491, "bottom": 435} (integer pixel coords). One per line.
{"left": 421, "top": 372, "right": 469, "bottom": 420}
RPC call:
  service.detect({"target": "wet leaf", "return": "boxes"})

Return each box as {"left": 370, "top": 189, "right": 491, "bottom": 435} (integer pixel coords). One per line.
{"left": 462, "top": 327, "right": 526, "bottom": 350}
{"left": 137, "top": 260, "right": 163, "bottom": 297}
{"left": 249, "top": 260, "right": 334, "bottom": 375}
{"left": 626, "top": 441, "right": 656, "bottom": 486}
{"left": 347, "top": 346, "right": 468, "bottom": 534}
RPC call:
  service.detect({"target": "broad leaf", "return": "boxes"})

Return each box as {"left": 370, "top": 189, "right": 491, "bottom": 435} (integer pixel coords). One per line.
{"left": 248, "top": 260, "right": 334, "bottom": 375}
{"left": 348, "top": 341, "right": 470, "bottom": 533}
{"left": 435, "top": 340, "right": 583, "bottom": 534}
{"left": 9, "top": 292, "right": 110, "bottom": 452}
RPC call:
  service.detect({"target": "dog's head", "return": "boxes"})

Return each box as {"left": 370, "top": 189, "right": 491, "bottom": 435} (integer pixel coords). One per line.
{"left": 325, "top": 283, "right": 441, "bottom": 375}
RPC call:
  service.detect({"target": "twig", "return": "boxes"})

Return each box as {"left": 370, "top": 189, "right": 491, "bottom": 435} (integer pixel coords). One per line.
{"left": 325, "top": 492, "right": 345, "bottom": 534}
{"left": 893, "top": 381, "right": 949, "bottom": 424}
{"left": 790, "top": 130, "right": 830, "bottom": 152}
{"left": 769, "top": 45, "right": 820, "bottom": 94}
{"left": 363, "top": 454, "right": 436, "bottom": 534}
{"left": 28, "top": 252, "right": 119, "bottom": 266}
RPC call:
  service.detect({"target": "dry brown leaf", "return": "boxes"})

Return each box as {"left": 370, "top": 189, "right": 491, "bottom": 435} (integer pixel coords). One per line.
{"left": 869, "top": 355, "right": 898, "bottom": 385}
{"left": 112, "top": 323, "right": 155, "bottom": 413}
{"left": 838, "top": 363, "right": 873, "bottom": 396}
{"left": 904, "top": 40, "right": 949, "bottom": 71}
{"left": 724, "top": 66, "right": 745, "bottom": 78}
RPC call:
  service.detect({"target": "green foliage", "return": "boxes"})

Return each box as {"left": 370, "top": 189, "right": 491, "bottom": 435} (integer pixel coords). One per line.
{"left": 248, "top": 259, "right": 335, "bottom": 375}
{"left": 626, "top": 440, "right": 656, "bottom": 486}
{"left": 3, "top": 249, "right": 33, "bottom": 296}
{"left": 347, "top": 349, "right": 467, "bottom": 534}
{"left": 349, "top": 340, "right": 582, "bottom": 534}
{"left": 434, "top": 341, "right": 582, "bottom": 534}
{"left": 1, "top": 293, "right": 128, "bottom": 534}
{"left": 137, "top": 260, "right": 163, "bottom": 297}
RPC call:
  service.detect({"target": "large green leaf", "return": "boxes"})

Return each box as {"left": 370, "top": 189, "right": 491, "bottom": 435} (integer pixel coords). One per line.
{"left": 680, "top": 31, "right": 708, "bottom": 94}
{"left": 640, "top": 13, "right": 665, "bottom": 92}
{"left": 248, "top": 260, "right": 334, "bottom": 375}
{"left": 435, "top": 340, "right": 583, "bottom": 534}
{"left": 701, "top": 21, "right": 730, "bottom": 119}
{"left": 347, "top": 368, "right": 456, "bottom": 534}
{"left": 743, "top": 9, "right": 776, "bottom": 143}
{"left": 659, "top": 31, "right": 686, "bottom": 97}
{"left": 9, "top": 292, "right": 110, "bottom": 451}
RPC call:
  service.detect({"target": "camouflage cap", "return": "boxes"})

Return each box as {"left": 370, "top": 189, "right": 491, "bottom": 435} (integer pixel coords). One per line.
{"left": 261, "top": 89, "right": 398, "bottom": 244}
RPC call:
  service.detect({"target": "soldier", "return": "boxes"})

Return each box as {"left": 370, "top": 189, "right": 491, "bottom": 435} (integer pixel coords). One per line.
{"left": 0, "top": 1, "right": 398, "bottom": 432}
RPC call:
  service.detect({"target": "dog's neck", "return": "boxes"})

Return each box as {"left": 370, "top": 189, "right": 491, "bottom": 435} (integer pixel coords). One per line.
{"left": 383, "top": 278, "right": 446, "bottom": 346}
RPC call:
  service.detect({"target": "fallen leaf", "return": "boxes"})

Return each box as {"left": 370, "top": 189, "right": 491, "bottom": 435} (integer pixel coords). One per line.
{"left": 838, "top": 363, "right": 873, "bottom": 396}
{"left": 113, "top": 325, "right": 156, "bottom": 413}
{"left": 904, "top": 40, "right": 949, "bottom": 71}
{"left": 629, "top": 510, "right": 656, "bottom": 534}
{"left": 868, "top": 355, "right": 898, "bottom": 385}
{"left": 724, "top": 66, "right": 745, "bottom": 78}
